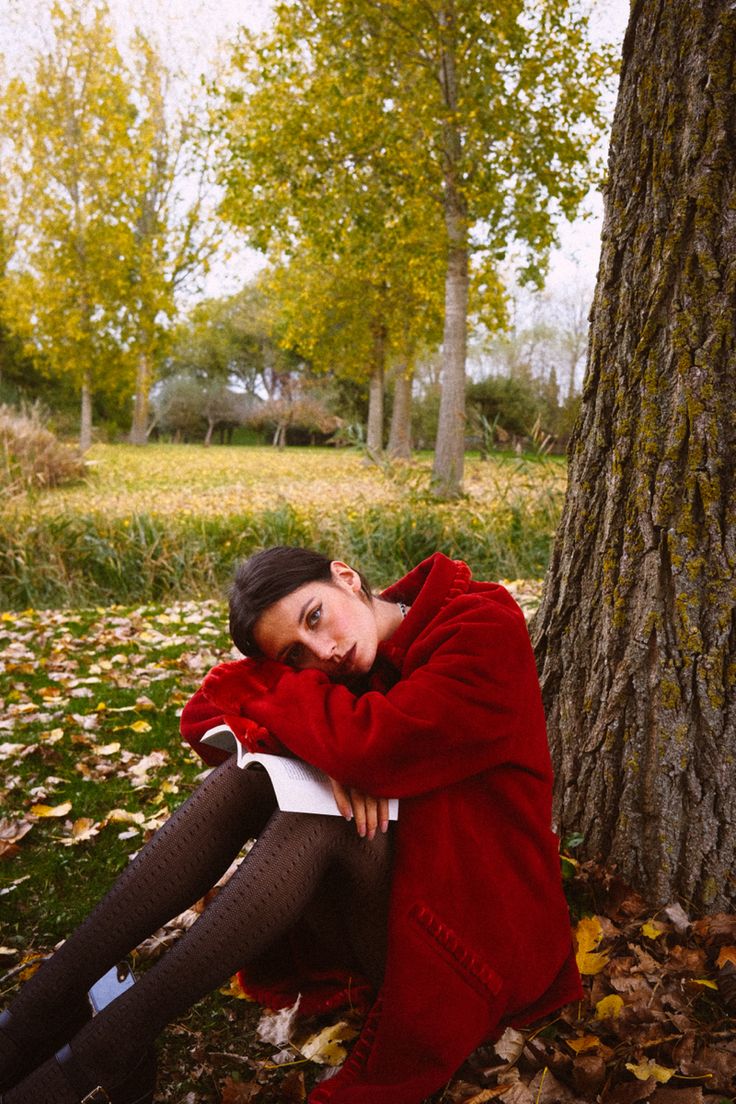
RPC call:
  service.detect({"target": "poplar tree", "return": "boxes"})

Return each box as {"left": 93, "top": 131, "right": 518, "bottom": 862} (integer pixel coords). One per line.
{"left": 262, "top": 232, "right": 444, "bottom": 454}
{"left": 0, "top": 2, "right": 219, "bottom": 448}
{"left": 217, "top": 0, "right": 613, "bottom": 494}
{"left": 125, "top": 34, "right": 222, "bottom": 446}
{"left": 1, "top": 1, "right": 135, "bottom": 449}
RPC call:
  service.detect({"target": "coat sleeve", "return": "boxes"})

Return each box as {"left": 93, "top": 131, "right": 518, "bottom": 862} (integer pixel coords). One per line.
{"left": 238, "top": 596, "right": 550, "bottom": 798}
{"left": 180, "top": 675, "right": 285, "bottom": 765}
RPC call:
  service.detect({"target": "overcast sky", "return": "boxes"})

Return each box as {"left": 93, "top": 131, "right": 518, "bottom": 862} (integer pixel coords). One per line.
{"left": 0, "top": 0, "right": 632, "bottom": 302}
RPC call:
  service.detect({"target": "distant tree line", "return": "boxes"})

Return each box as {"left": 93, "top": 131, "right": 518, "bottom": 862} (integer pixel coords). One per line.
{"left": 0, "top": 0, "right": 615, "bottom": 492}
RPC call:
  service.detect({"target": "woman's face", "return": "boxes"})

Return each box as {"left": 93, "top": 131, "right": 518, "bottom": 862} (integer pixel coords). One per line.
{"left": 253, "top": 562, "right": 380, "bottom": 679}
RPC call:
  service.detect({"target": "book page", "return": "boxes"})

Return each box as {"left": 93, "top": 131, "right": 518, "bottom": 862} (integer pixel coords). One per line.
{"left": 200, "top": 725, "right": 398, "bottom": 819}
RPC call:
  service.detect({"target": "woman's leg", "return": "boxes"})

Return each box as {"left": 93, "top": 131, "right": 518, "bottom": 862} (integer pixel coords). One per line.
{"left": 5, "top": 815, "right": 393, "bottom": 1104}
{"left": 0, "top": 758, "right": 277, "bottom": 1074}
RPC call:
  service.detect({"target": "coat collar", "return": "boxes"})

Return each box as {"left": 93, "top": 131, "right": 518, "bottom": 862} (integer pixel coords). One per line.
{"left": 376, "top": 553, "right": 472, "bottom": 669}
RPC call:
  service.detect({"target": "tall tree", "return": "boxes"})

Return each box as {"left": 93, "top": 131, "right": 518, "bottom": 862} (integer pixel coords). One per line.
{"left": 0, "top": 2, "right": 219, "bottom": 448}
{"left": 262, "top": 243, "right": 443, "bottom": 455}
{"left": 1, "top": 1, "right": 135, "bottom": 449}
{"left": 532, "top": 1, "right": 736, "bottom": 910}
{"left": 125, "top": 34, "right": 222, "bottom": 445}
{"left": 217, "top": 0, "right": 612, "bottom": 495}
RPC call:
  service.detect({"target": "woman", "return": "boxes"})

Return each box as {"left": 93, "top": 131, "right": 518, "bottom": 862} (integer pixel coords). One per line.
{"left": 0, "top": 547, "right": 580, "bottom": 1104}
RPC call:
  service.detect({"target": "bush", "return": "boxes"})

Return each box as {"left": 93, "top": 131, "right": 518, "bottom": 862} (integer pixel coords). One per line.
{"left": 0, "top": 404, "right": 86, "bottom": 497}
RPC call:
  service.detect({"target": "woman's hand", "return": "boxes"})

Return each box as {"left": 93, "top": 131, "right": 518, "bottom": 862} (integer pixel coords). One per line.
{"left": 329, "top": 777, "right": 390, "bottom": 839}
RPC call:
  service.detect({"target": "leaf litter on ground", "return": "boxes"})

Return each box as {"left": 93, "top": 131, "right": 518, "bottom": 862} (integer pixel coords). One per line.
{"left": 1, "top": 595, "right": 734, "bottom": 1102}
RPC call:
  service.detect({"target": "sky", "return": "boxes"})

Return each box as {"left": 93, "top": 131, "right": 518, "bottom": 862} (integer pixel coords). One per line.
{"left": 0, "top": 0, "right": 632, "bottom": 304}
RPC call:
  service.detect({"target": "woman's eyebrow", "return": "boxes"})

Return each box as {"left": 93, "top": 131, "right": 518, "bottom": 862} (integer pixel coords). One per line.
{"left": 276, "top": 596, "right": 314, "bottom": 661}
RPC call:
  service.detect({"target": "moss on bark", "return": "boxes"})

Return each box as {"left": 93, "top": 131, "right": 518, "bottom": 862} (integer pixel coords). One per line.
{"left": 532, "top": 0, "right": 736, "bottom": 911}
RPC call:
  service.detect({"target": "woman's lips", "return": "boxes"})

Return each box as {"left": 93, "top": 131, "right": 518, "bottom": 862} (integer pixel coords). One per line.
{"left": 337, "top": 644, "right": 357, "bottom": 675}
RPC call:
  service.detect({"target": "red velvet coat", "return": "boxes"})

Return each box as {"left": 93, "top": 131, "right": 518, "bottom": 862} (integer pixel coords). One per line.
{"left": 180, "top": 553, "right": 582, "bottom": 1103}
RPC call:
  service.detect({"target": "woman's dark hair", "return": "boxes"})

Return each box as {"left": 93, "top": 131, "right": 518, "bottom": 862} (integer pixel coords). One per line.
{"left": 229, "top": 546, "right": 372, "bottom": 657}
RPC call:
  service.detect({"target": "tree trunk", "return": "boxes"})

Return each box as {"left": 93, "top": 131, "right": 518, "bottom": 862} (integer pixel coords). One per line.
{"left": 432, "top": 3, "right": 468, "bottom": 499}
{"left": 129, "top": 350, "right": 153, "bottom": 445}
{"left": 388, "top": 365, "right": 413, "bottom": 459}
{"left": 366, "top": 327, "right": 385, "bottom": 455}
{"left": 531, "top": 0, "right": 736, "bottom": 911}
{"left": 79, "top": 374, "right": 93, "bottom": 452}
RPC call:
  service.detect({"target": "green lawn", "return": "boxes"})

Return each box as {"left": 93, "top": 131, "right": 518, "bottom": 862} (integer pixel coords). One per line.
{"left": 1, "top": 444, "right": 565, "bottom": 609}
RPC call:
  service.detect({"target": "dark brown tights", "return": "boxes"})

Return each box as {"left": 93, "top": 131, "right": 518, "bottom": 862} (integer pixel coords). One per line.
{"left": 2, "top": 757, "right": 393, "bottom": 1103}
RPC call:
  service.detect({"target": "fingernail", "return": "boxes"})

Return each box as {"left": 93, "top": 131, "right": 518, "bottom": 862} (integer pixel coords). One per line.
{"left": 380, "top": 820, "right": 389, "bottom": 834}
{"left": 368, "top": 828, "right": 376, "bottom": 841}
{"left": 344, "top": 811, "right": 353, "bottom": 821}
{"left": 358, "top": 825, "right": 366, "bottom": 837}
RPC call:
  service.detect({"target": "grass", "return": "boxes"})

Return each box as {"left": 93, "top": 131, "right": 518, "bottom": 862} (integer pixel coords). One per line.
{"left": 0, "top": 444, "right": 566, "bottom": 609}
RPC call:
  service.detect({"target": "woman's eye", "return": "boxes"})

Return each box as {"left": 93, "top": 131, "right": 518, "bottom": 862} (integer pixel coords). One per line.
{"left": 307, "top": 605, "right": 322, "bottom": 628}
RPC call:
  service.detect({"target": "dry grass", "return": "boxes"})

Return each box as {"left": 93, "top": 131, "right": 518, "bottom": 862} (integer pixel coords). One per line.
{"left": 0, "top": 404, "right": 87, "bottom": 497}
{"left": 0, "top": 443, "right": 566, "bottom": 608}
{"left": 28, "top": 443, "right": 566, "bottom": 519}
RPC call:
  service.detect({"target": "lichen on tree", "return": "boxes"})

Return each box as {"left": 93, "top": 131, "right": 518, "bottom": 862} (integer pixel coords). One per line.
{"left": 532, "top": 0, "right": 736, "bottom": 911}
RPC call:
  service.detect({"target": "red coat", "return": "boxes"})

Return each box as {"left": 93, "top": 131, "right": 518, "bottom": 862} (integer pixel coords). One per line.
{"left": 181, "top": 554, "right": 582, "bottom": 1103}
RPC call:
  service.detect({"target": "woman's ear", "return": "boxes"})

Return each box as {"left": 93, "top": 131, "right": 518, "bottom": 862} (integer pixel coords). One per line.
{"left": 330, "top": 561, "right": 362, "bottom": 593}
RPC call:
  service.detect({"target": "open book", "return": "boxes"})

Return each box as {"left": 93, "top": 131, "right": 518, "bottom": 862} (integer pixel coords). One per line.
{"left": 200, "top": 725, "right": 399, "bottom": 820}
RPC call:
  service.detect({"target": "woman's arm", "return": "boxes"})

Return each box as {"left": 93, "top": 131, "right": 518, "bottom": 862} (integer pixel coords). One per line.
{"left": 213, "top": 597, "right": 550, "bottom": 799}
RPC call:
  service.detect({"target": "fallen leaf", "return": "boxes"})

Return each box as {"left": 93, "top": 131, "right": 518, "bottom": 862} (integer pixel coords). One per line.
{"left": 641, "top": 921, "right": 666, "bottom": 939}
{"left": 461, "top": 1089, "right": 514, "bottom": 1103}
{"left": 625, "top": 1059, "right": 675, "bottom": 1084}
{"left": 662, "top": 902, "right": 690, "bottom": 934}
{"left": 572, "top": 1054, "right": 607, "bottom": 1096}
{"left": 567, "top": 1034, "right": 600, "bottom": 1054}
{"left": 257, "top": 997, "right": 302, "bottom": 1047}
{"left": 30, "top": 801, "right": 72, "bottom": 818}
{"left": 595, "top": 994, "right": 624, "bottom": 1019}
{"left": 220, "top": 976, "right": 250, "bottom": 1000}
{"left": 574, "top": 916, "right": 610, "bottom": 975}
{"left": 294, "top": 1021, "right": 358, "bottom": 1066}
{"left": 103, "top": 809, "right": 145, "bottom": 825}
{"left": 715, "top": 946, "right": 736, "bottom": 968}
{"left": 220, "top": 1077, "right": 262, "bottom": 1103}
{"left": 129, "top": 719, "right": 152, "bottom": 733}
{"left": 58, "top": 817, "right": 99, "bottom": 846}
{"left": 493, "top": 1027, "right": 525, "bottom": 1063}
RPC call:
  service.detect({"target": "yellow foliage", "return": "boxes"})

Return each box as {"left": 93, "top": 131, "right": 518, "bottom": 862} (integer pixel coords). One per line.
{"left": 30, "top": 801, "right": 72, "bottom": 818}
{"left": 595, "top": 994, "right": 624, "bottom": 1019}
{"left": 574, "top": 916, "right": 610, "bottom": 975}
{"left": 624, "top": 1059, "right": 674, "bottom": 1083}
{"left": 129, "top": 720, "right": 152, "bottom": 733}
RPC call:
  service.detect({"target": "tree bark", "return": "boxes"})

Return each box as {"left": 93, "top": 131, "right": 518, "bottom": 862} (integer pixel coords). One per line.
{"left": 388, "top": 365, "right": 413, "bottom": 459}
{"left": 79, "top": 374, "right": 93, "bottom": 453}
{"left": 366, "top": 324, "right": 386, "bottom": 455}
{"left": 432, "top": 3, "right": 468, "bottom": 499}
{"left": 129, "top": 349, "right": 153, "bottom": 445}
{"left": 531, "top": 0, "right": 736, "bottom": 911}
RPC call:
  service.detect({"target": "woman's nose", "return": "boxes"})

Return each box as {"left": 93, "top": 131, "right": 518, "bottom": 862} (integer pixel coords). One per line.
{"left": 311, "top": 636, "right": 337, "bottom": 661}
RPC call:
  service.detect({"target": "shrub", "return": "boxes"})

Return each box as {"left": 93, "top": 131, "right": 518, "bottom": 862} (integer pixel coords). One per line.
{"left": 0, "top": 404, "right": 86, "bottom": 497}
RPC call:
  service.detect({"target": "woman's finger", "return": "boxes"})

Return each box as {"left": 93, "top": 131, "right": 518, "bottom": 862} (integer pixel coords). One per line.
{"left": 350, "top": 789, "right": 369, "bottom": 838}
{"left": 363, "top": 793, "right": 380, "bottom": 841}
{"left": 329, "top": 777, "right": 353, "bottom": 821}
{"left": 378, "top": 797, "right": 390, "bottom": 834}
